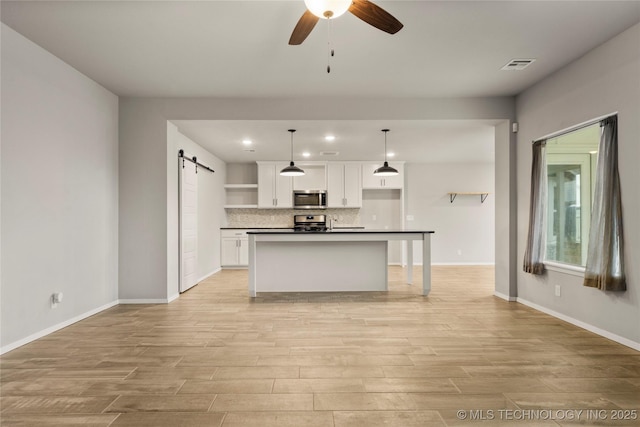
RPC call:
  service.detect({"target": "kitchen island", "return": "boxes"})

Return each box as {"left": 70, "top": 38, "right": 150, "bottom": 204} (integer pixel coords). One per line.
{"left": 247, "top": 230, "right": 434, "bottom": 297}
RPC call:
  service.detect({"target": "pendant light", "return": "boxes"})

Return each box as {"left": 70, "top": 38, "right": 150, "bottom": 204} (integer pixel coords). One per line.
{"left": 280, "top": 129, "right": 305, "bottom": 176}
{"left": 373, "top": 129, "right": 399, "bottom": 176}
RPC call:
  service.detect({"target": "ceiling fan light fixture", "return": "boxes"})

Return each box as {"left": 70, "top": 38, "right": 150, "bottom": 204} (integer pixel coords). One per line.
{"left": 304, "top": 0, "right": 351, "bottom": 19}
{"left": 373, "top": 129, "right": 399, "bottom": 177}
{"left": 280, "top": 129, "right": 305, "bottom": 177}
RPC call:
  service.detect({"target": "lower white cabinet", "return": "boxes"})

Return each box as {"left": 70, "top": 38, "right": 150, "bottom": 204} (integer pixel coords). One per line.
{"left": 221, "top": 229, "right": 251, "bottom": 267}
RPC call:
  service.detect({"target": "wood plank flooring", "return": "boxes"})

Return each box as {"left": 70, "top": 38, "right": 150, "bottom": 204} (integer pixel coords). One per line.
{"left": 2, "top": 266, "right": 639, "bottom": 426}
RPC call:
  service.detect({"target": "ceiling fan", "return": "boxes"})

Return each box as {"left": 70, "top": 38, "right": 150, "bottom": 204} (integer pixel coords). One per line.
{"left": 289, "top": 0, "right": 403, "bottom": 45}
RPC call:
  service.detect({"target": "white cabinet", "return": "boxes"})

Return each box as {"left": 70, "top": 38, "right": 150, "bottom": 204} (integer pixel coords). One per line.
{"left": 221, "top": 229, "right": 251, "bottom": 267}
{"left": 257, "top": 162, "right": 292, "bottom": 208}
{"left": 293, "top": 164, "right": 327, "bottom": 191}
{"left": 361, "top": 162, "right": 404, "bottom": 189}
{"left": 327, "top": 163, "right": 362, "bottom": 208}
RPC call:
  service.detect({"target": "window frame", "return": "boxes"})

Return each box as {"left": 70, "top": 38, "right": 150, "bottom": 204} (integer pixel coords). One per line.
{"left": 545, "top": 152, "right": 593, "bottom": 268}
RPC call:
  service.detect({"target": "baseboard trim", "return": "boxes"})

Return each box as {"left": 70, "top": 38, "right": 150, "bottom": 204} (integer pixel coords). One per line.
{"left": 494, "top": 291, "right": 517, "bottom": 302}
{"left": 517, "top": 297, "right": 640, "bottom": 351}
{"left": 0, "top": 300, "right": 119, "bottom": 355}
{"left": 118, "top": 298, "right": 172, "bottom": 304}
{"left": 433, "top": 262, "right": 496, "bottom": 266}
{"left": 197, "top": 268, "right": 221, "bottom": 283}
{"left": 398, "top": 263, "right": 496, "bottom": 267}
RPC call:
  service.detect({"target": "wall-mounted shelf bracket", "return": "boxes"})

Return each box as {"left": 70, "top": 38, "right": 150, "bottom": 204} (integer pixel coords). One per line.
{"left": 448, "top": 192, "right": 489, "bottom": 203}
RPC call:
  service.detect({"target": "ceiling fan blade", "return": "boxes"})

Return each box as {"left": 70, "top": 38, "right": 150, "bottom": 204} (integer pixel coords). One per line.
{"left": 289, "top": 10, "right": 320, "bottom": 45}
{"left": 349, "top": 0, "right": 403, "bottom": 34}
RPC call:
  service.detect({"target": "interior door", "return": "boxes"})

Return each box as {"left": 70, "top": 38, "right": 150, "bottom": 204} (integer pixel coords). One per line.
{"left": 180, "top": 159, "right": 198, "bottom": 292}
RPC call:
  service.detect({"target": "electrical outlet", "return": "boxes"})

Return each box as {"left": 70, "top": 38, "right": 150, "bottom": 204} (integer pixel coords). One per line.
{"left": 406, "top": 215, "right": 414, "bottom": 221}
{"left": 555, "top": 285, "right": 561, "bottom": 297}
{"left": 457, "top": 249, "right": 462, "bottom": 256}
{"left": 372, "top": 215, "right": 377, "bottom": 221}
{"left": 51, "top": 292, "right": 63, "bottom": 308}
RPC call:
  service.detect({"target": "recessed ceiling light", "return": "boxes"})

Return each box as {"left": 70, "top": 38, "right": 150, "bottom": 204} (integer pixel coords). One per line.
{"left": 324, "top": 135, "right": 336, "bottom": 142}
{"left": 302, "top": 152, "right": 311, "bottom": 157}
{"left": 387, "top": 152, "right": 395, "bottom": 158}
{"left": 242, "top": 139, "right": 252, "bottom": 146}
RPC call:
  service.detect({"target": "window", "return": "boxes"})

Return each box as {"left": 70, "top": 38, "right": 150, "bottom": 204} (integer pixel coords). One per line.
{"left": 545, "top": 124, "right": 599, "bottom": 267}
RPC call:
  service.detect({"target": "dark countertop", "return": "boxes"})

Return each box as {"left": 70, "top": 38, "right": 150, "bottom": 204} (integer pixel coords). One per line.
{"left": 247, "top": 229, "right": 434, "bottom": 234}
{"left": 221, "top": 226, "right": 366, "bottom": 230}
{"left": 221, "top": 227, "right": 292, "bottom": 230}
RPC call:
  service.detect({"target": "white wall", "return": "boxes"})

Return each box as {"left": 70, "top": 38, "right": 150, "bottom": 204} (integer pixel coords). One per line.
{"left": 516, "top": 23, "right": 640, "bottom": 347}
{"left": 1, "top": 24, "right": 119, "bottom": 352}
{"left": 360, "top": 189, "right": 403, "bottom": 264}
{"left": 406, "top": 162, "right": 495, "bottom": 265}
{"left": 118, "top": 97, "right": 515, "bottom": 300}
{"left": 167, "top": 122, "right": 226, "bottom": 299}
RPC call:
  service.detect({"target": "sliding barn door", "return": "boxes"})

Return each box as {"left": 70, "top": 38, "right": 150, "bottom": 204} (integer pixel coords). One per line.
{"left": 179, "top": 159, "right": 198, "bottom": 293}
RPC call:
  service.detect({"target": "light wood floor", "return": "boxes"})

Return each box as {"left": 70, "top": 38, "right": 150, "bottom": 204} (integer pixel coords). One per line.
{"left": 1, "top": 266, "right": 639, "bottom": 426}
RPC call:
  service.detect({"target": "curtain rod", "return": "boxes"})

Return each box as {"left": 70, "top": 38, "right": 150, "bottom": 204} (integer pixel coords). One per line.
{"left": 532, "top": 112, "right": 618, "bottom": 143}
{"left": 178, "top": 149, "right": 215, "bottom": 173}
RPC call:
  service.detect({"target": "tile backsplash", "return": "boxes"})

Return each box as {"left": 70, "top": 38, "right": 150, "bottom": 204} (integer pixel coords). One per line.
{"left": 225, "top": 208, "right": 361, "bottom": 228}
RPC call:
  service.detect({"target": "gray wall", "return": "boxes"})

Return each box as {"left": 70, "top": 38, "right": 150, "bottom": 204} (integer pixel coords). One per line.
{"left": 406, "top": 162, "right": 495, "bottom": 265}
{"left": 516, "top": 23, "right": 639, "bottom": 346}
{"left": 119, "top": 97, "right": 515, "bottom": 301}
{"left": 1, "top": 25, "right": 119, "bottom": 350}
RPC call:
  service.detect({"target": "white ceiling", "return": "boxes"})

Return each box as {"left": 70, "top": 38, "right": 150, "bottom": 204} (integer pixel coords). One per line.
{"left": 2, "top": 0, "right": 638, "bottom": 163}
{"left": 172, "top": 119, "right": 498, "bottom": 163}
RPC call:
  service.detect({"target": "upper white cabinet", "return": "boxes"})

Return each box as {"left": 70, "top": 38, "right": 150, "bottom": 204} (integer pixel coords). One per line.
{"left": 327, "top": 163, "right": 362, "bottom": 208}
{"left": 257, "top": 162, "right": 292, "bottom": 208}
{"left": 361, "top": 162, "right": 405, "bottom": 189}
{"left": 293, "top": 164, "right": 327, "bottom": 191}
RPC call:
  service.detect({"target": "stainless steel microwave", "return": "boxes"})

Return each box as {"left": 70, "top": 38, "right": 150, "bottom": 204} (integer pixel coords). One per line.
{"left": 293, "top": 190, "right": 327, "bottom": 210}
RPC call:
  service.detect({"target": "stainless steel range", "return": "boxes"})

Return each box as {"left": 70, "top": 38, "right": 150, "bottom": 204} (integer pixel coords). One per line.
{"left": 293, "top": 214, "right": 327, "bottom": 232}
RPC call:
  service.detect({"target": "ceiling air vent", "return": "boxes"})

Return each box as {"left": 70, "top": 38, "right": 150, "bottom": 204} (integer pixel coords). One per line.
{"left": 320, "top": 151, "right": 339, "bottom": 156}
{"left": 501, "top": 58, "right": 535, "bottom": 71}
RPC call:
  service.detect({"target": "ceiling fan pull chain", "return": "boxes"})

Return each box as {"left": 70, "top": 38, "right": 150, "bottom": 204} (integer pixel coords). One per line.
{"left": 327, "top": 19, "right": 333, "bottom": 73}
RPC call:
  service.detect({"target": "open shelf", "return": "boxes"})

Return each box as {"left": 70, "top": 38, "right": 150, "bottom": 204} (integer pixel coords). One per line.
{"left": 448, "top": 192, "right": 490, "bottom": 203}
{"left": 225, "top": 184, "right": 258, "bottom": 208}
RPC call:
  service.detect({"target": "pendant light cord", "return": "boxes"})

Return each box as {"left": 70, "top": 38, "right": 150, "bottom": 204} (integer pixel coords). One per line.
{"left": 383, "top": 129, "right": 389, "bottom": 163}
{"left": 289, "top": 129, "right": 296, "bottom": 164}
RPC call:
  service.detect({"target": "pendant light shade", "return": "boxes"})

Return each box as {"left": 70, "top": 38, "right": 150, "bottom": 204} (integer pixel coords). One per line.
{"left": 373, "top": 129, "right": 399, "bottom": 176}
{"left": 280, "top": 129, "right": 305, "bottom": 177}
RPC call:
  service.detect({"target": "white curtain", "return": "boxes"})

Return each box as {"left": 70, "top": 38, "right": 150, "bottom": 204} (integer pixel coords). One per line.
{"left": 584, "top": 116, "right": 626, "bottom": 291}
{"left": 523, "top": 140, "right": 547, "bottom": 275}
